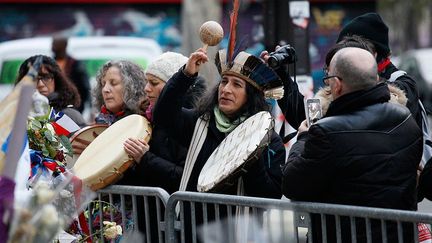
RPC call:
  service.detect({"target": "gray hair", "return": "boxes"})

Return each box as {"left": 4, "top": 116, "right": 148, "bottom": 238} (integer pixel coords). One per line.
{"left": 331, "top": 47, "right": 377, "bottom": 91}
{"left": 93, "top": 60, "right": 147, "bottom": 114}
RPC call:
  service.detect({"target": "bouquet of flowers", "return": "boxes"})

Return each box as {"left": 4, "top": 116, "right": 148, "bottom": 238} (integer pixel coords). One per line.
{"left": 67, "top": 200, "right": 128, "bottom": 242}
{"left": 8, "top": 107, "right": 95, "bottom": 243}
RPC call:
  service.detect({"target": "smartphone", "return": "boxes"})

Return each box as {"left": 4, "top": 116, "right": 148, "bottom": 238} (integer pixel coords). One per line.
{"left": 305, "top": 98, "right": 322, "bottom": 127}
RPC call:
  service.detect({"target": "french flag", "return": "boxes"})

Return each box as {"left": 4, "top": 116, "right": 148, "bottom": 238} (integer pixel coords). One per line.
{"left": 49, "top": 109, "right": 80, "bottom": 137}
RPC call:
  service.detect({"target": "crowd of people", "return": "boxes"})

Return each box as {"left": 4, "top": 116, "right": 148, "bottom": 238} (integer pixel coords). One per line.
{"left": 13, "top": 11, "right": 432, "bottom": 242}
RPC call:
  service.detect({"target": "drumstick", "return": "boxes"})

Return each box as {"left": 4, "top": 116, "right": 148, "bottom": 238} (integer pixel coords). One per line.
{"left": 199, "top": 21, "right": 224, "bottom": 52}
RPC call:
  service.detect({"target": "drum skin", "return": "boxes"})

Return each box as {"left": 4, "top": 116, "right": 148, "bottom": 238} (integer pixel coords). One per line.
{"left": 72, "top": 114, "right": 151, "bottom": 190}
{"left": 197, "top": 111, "right": 273, "bottom": 192}
{"left": 65, "top": 124, "right": 108, "bottom": 169}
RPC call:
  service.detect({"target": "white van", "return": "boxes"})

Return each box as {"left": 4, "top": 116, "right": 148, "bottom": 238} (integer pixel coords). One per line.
{"left": 0, "top": 36, "right": 163, "bottom": 100}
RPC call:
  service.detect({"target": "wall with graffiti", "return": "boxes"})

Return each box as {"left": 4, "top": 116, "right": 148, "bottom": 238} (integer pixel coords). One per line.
{"left": 0, "top": 3, "right": 265, "bottom": 54}
{"left": 308, "top": 2, "right": 375, "bottom": 91}
{"left": 0, "top": 2, "right": 376, "bottom": 92}
{"left": 0, "top": 4, "right": 183, "bottom": 51}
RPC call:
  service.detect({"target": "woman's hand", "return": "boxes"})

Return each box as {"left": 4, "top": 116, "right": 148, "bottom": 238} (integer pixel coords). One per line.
{"left": 298, "top": 119, "right": 309, "bottom": 133}
{"left": 124, "top": 138, "right": 149, "bottom": 163}
{"left": 184, "top": 48, "right": 209, "bottom": 76}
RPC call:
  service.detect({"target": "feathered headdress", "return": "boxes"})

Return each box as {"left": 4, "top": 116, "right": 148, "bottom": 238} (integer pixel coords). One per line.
{"left": 215, "top": 0, "right": 284, "bottom": 100}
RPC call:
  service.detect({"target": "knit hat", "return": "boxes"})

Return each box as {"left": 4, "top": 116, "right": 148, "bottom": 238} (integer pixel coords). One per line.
{"left": 337, "top": 12, "right": 390, "bottom": 61}
{"left": 145, "top": 52, "right": 188, "bottom": 82}
{"left": 215, "top": 49, "right": 284, "bottom": 100}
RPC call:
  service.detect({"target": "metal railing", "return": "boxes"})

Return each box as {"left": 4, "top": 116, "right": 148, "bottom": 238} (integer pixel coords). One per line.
{"left": 89, "top": 185, "right": 170, "bottom": 243}
{"left": 165, "top": 191, "right": 432, "bottom": 243}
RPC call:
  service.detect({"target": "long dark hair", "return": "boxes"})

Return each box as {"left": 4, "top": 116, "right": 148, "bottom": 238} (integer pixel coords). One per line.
{"left": 16, "top": 55, "right": 81, "bottom": 110}
{"left": 195, "top": 78, "right": 269, "bottom": 121}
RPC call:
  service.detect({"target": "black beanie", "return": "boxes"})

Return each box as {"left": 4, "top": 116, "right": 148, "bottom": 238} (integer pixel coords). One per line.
{"left": 337, "top": 12, "right": 390, "bottom": 61}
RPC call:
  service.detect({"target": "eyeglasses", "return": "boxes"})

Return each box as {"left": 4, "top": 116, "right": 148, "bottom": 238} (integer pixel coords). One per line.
{"left": 322, "top": 74, "right": 341, "bottom": 86}
{"left": 36, "top": 75, "right": 54, "bottom": 85}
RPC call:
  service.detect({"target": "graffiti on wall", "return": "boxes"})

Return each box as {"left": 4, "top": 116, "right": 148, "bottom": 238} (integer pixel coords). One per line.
{"left": 308, "top": 3, "right": 375, "bottom": 91}
{"left": 0, "top": 3, "right": 265, "bottom": 54}
{"left": 0, "top": 4, "right": 182, "bottom": 51}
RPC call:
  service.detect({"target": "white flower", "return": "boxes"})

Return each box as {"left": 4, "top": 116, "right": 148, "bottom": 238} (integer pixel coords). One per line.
{"left": 40, "top": 204, "right": 59, "bottom": 226}
{"left": 103, "top": 221, "right": 122, "bottom": 239}
{"left": 59, "top": 189, "right": 72, "bottom": 198}
{"left": 45, "top": 122, "right": 56, "bottom": 135}
{"left": 36, "top": 186, "right": 55, "bottom": 205}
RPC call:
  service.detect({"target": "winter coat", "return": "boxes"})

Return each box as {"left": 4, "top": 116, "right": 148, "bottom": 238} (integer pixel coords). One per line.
{"left": 64, "top": 56, "right": 90, "bottom": 113}
{"left": 381, "top": 63, "right": 432, "bottom": 202}
{"left": 282, "top": 82, "right": 422, "bottom": 242}
{"left": 117, "top": 76, "right": 206, "bottom": 193}
{"left": 275, "top": 67, "right": 306, "bottom": 130}
{"left": 381, "top": 63, "right": 422, "bottom": 129}
{"left": 153, "top": 68, "right": 285, "bottom": 198}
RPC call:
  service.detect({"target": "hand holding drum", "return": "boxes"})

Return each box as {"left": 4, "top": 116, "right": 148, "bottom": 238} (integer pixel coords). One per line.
{"left": 199, "top": 21, "right": 224, "bottom": 51}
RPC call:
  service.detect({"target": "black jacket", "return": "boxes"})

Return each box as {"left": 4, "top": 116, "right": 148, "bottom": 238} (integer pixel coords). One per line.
{"left": 153, "top": 68, "right": 285, "bottom": 198}
{"left": 64, "top": 56, "right": 90, "bottom": 112}
{"left": 382, "top": 63, "right": 422, "bottom": 129}
{"left": 275, "top": 67, "right": 306, "bottom": 130}
{"left": 118, "top": 76, "right": 205, "bottom": 194}
{"left": 282, "top": 83, "right": 422, "bottom": 242}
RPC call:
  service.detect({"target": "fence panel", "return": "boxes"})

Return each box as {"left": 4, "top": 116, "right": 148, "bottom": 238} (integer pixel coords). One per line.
{"left": 85, "top": 185, "right": 170, "bottom": 243}
{"left": 165, "top": 191, "right": 432, "bottom": 243}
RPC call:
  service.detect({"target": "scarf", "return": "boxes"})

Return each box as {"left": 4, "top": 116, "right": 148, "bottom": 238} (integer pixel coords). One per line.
{"left": 95, "top": 105, "right": 126, "bottom": 125}
{"left": 378, "top": 57, "right": 391, "bottom": 73}
{"left": 145, "top": 104, "right": 153, "bottom": 122}
{"left": 213, "top": 107, "right": 246, "bottom": 133}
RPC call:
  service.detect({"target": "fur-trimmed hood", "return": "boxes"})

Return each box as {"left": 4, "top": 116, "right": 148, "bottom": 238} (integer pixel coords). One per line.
{"left": 315, "top": 83, "right": 408, "bottom": 116}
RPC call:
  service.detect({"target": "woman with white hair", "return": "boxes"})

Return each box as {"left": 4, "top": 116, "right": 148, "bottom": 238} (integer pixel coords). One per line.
{"left": 93, "top": 60, "right": 147, "bottom": 125}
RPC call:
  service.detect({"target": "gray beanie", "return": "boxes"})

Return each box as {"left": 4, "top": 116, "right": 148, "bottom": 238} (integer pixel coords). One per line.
{"left": 145, "top": 52, "right": 188, "bottom": 82}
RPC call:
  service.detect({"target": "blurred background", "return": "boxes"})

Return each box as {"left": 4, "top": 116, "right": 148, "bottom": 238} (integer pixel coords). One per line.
{"left": 0, "top": 0, "right": 431, "bottom": 103}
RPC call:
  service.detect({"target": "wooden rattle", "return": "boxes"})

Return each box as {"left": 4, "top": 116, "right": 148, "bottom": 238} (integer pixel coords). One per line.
{"left": 199, "top": 21, "right": 224, "bottom": 51}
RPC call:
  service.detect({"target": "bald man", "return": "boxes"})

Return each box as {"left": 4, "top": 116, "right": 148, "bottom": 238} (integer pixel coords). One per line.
{"left": 282, "top": 47, "right": 422, "bottom": 242}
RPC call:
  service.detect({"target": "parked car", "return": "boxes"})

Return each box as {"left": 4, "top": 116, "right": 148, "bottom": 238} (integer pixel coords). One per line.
{"left": 395, "top": 48, "right": 432, "bottom": 113}
{"left": 0, "top": 36, "right": 163, "bottom": 101}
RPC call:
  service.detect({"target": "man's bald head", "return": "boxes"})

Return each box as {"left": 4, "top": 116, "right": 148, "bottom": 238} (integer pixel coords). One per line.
{"left": 330, "top": 47, "right": 378, "bottom": 92}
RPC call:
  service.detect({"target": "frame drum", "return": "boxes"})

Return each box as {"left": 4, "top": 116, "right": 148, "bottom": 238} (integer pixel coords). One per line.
{"left": 65, "top": 124, "right": 108, "bottom": 169}
{"left": 72, "top": 114, "right": 151, "bottom": 190}
{"left": 197, "top": 111, "right": 273, "bottom": 192}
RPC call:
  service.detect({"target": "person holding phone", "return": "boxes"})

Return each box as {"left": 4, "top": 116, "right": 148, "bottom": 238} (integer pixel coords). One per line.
{"left": 282, "top": 47, "right": 422, "bottom": 242}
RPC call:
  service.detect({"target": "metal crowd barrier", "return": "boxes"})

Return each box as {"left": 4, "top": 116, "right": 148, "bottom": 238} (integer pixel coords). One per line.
{"left": 165, "top": 191, "right": 432, "bottom": 243}
{"left": 90, "top": 185, "right": 170, "bottom": 243}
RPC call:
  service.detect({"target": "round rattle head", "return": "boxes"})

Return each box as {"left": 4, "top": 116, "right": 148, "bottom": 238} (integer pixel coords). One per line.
{"left": 199, "top": 21, "right": 224, "bottom": 46}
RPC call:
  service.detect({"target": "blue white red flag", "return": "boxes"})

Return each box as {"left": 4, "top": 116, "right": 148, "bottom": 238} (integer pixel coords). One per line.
{"left": 49, "top": 109, "right": 80, "bottom": 136}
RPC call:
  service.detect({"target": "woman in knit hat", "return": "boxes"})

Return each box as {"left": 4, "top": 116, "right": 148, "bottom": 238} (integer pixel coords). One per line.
{"left": 120, "top": 51, "right": 206, "bottom": 192}
{"left": 143, "top": 52, "right": 206, "bottom": 121}
{"left": 117, "top": 52, "right": 206, "bottom": 241}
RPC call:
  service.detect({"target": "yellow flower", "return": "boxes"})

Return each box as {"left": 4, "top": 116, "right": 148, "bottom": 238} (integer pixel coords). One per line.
{"left": 103, "top": 221, "right": 122, "bottom": 240}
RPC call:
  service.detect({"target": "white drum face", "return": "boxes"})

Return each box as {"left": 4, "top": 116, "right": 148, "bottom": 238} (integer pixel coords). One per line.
{"left": 72, "top": 114, "right": 151, "bottom": 186}
{"left": 198, "top": 111, "right": 273, "bottom": 192}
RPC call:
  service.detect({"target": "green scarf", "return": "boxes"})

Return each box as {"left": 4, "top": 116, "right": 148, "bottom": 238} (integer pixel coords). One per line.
{"left": 213, "top": 107, "right": 247, "bottom": 133}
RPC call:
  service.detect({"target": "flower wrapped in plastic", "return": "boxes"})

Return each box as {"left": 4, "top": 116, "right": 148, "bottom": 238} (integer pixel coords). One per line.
{"left": 8, "top": 107, "right": 95, "bottom": 243}
{"left": 67, "top": 199, "right": 132, "bottom": 242}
